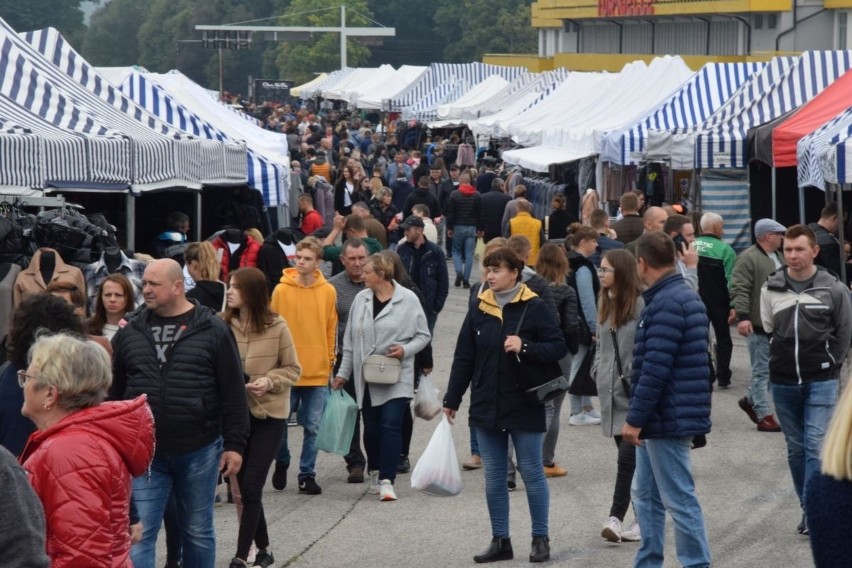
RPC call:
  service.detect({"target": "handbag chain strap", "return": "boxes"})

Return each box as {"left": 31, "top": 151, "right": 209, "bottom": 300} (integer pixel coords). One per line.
{"left": 610, "top": 327, "right": 631, "bottom": 397}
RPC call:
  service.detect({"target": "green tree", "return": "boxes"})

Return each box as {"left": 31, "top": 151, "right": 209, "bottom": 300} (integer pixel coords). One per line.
{"left": 433, "top": 0, "right": 536, "bottom": 62}
{"left": 0, "top": 0, "right": 86, "bottom": 45}
{"left": 81, "top": 0, "right": 146, "bottom": 66}
{"left": 271, "top": 0, "right": 373, "bottom": 85}
{"left": 363, "top": 0, "right": 442, "bottom": 67}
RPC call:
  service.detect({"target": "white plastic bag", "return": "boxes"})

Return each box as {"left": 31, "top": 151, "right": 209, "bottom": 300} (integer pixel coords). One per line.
{"left": 412, "top": 374, "right": 442, "bottom": 420}
{"left": 411, "top": 415, "right": 463, "bottom": 497}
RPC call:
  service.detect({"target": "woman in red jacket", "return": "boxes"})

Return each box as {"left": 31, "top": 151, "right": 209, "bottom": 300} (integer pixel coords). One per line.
{"left": 19, "top": 333, "right": 154, "bottom": 568}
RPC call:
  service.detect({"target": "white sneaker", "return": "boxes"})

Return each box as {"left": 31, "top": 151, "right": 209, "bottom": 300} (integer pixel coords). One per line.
{"left": 379, "top": 479, "right": 398, "bottom": 501}
{"left": 569, "top": 412, "right": 601, "bottom": 426}
{"left": 368, "top": 470, "right": 380, "bottom": 495}
{"left": 621, "top": 519, "right": 641, "bottom": 542}
{"left": 601, "top": 516, "right": 622, "bottom": 543}
{"left": 585, "top": 408, "right": 601, "bottom": 420}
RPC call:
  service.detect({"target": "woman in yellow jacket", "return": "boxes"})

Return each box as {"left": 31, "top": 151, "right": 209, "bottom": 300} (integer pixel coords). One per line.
{"left": 223, "top": 267, "right": 302, "bottom": 568}
{"left": 506, "top": 199, "right": 545, "bottom": 265}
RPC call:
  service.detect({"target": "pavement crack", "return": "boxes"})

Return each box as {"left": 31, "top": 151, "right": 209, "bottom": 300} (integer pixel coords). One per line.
{"left": 279, "top": 488, "right": 370, "bottom": 566}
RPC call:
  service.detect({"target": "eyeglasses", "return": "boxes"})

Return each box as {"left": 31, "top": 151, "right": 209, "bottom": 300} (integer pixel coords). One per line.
{"left": 17, "top": 370, "right": 37, "bottom": 388}
{"left": 597, "top": 267, "right": 615, "bottom": 275}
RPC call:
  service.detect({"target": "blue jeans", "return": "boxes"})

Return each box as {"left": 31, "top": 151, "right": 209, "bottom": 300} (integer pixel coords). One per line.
{"left": 275, "top": 386, "right": 329, "bottom": 480}
{"left": 131, "top": 437, "right": 223, "bottom": 568}
{"left": 475, "top": 427, "right": 549, "bottom": 538}
{"left": 452, "top": 225, "right": 477, "bottom": 281}
{"left": 632, "top": 438, "right": 710, "bottom": 568}
{"left": 569, "top": 344, "right": 593, "bottom": 414}
{"left": 469, "top": 427, "right": 480, "bottom": 456}
{"left": 746, "top": 333, "right": 772, "bottom": 419}
{"left": 771, "top": 379, "right": 839, "bottom": 508}
{"left": 361, "top": 386, "right": 409, "bottom": 481}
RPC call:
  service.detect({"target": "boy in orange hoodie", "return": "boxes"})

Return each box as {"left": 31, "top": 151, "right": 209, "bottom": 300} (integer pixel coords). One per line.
{"left": 269, "top": 236, "right": 338, "bottom": 495}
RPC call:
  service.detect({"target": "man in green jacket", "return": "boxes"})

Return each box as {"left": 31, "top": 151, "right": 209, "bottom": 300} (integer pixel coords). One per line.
{"left": 731, "top": 219, "right": 785, "bottom": 432}
{"left": 694, "top": 212, "right": 737, "bottom": 388}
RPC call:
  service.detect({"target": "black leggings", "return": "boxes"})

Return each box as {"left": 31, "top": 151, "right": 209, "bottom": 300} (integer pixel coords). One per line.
{"left": 236, "top": 415, "right": 287, "bottom": 560}
{"left": 610, "top": 435, "right": 637, "bottom": 521}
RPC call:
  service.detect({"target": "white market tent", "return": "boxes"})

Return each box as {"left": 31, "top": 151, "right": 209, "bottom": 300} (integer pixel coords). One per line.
{"left": 291, "top": 73, "right": 328, "bottom": 98}
{"left": 354, "top": 65, "right": 427, "bottom": 110}
{"left": 300, "top": 68, "right": 354, "bottom": 99}
{"left": 101, "top": 68, "right": 290, "bottom": 208}
{"left": 386, "top": 62, "right": 525, "bottom": 112}
{"left": 322, "top": 66, "right": 389, "bottom": 102}
{"left": 599, "top": 61, "right": 765, "bottom": 166}
{"left": 435, "top": 75, "right": 510, "bottom": 121}
{"left": 98, "top": 67, "right": 289, "bottom": 209}
{"left": 469, "top": 70, "right": 571, "bottom": 138}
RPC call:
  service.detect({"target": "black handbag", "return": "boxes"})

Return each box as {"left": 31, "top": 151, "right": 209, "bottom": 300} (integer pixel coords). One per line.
{"left": 611, "top": 328, "right": 632, "bottom": 398}
{"left": 513, "top": 303, "right": 571, "bottom": 405}
{"left": 567, "top": 342, "right": 598, "bottom": 397}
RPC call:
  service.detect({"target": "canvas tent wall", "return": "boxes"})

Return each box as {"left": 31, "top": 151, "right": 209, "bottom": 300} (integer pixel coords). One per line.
{"left": 354, "top": 65, "right": 427, "bottom": 110}
{"left": 435, "top": 75, "right": 510, "bottom": 121}
{"left": 101, "top": 67, "right": 289, "bottom": 209}
{"left": 291, "top": 73, "right": 328, "bottom": 98}
{"left": 300, "top": 68, "right": 354, "bottom": 99}
{"left": 17, "top": 26, "right": 247, "bottom": 191}
{"left": 385, "top": 62, "right": 524, "bottom": 112}
{"left": 694, "top": 51, "right": 852, "bottom": 169}
{"left": 601, "top": 62, "right": 764, "bottom": 166}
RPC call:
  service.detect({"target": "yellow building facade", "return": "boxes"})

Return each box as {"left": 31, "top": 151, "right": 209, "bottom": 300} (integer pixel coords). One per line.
{"left": 485, "top": 0, "right": 852, "bottom": 71}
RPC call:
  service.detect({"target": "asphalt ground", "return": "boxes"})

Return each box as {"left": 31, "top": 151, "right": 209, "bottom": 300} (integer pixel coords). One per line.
{"left": 156, "top": 260, "right": 819, "bottom": 567}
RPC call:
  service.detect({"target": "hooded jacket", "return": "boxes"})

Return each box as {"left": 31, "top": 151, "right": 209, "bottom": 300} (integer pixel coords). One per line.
{"left": 446, "top": 185, "right": 481, "bottom": 229}
{"left": 760, "top": 266, "right": 852, "bottom": 385}
{"left": 211, "top": 234, "right": 261, "bottom": 281}
{"left": 19, "top": 396, "right": 154, "bottom": 568}
{"left": 444, "top": 285, "right": 567, "bottom": 432}
{"left": 731, "top": 242, "right": 784, "bottom": 334}
{"left": 270, "top": 268, "right": 338, "bottom": 387}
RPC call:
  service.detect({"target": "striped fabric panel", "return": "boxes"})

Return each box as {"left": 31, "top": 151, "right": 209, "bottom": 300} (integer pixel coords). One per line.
{"left": 606, "top": 62, "right": 764, "bottom": 166}
{"left": 0, "top": 133, "right": 42, "bottom": 187}
{"left": 699, "top": 169, "right": 752, "bottom": 252}
{"left": 113, "top": 70, "right": 283, "bottom": 206}
{"left": 88, "top": 135, "right": 131, "bottom": 183}
{"left": 301, "top": 68, "right": 354, "bottom": 99}
{"left": 696, "top": 51, "right": 852, "bottom": 169}
{"left": 797, "top": 106, "right": 852, "bottom": 189}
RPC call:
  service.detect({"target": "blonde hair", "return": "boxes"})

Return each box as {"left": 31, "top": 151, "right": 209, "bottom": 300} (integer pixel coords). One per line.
{"left": 184, "top": 241, "right": 220, "bottom": 281}
{"left": 365, "top": 252, "right": 395, "bottom": 281}
{"left": 296, "top": 236, "right": 323, "bottom": 259}
{"left": 28, "top": 333, "right": 111, "bottom": 411}
{"left": 245, "top": 228, "right": 263, "bottom": 244}
{"left": 821, "top": 378, "right": 852, "bottom": 480}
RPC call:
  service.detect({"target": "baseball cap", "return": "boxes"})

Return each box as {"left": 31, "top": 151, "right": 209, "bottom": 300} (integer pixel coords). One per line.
{"left": 400, "top": 215, "right": 425, "bottom": 230}
{"left": 754, "top": 218, "right": 786, "bottom": 238}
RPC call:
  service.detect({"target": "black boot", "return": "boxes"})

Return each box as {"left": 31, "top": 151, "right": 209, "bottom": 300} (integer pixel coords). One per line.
{"left": 529, "top": 536, "right": 550, "bottom": 563}
{"left": 474, "top": 537, "right": 513, "bottom": 563}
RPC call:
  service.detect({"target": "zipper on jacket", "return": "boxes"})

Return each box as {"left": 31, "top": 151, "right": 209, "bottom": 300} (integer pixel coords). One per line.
{"left": 794, "top": 298, "right": 802, "bottom": 385}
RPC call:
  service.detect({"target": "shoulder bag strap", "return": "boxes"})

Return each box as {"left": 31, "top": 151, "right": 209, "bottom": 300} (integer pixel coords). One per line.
{"left": 611, "top": 327, "right": 631, "bottom": 398}
{"left": 220, "top": 281, "right": 228, "bottom": 312}
{"left": 514, "top": 302, "right": 530, "bottom": 335}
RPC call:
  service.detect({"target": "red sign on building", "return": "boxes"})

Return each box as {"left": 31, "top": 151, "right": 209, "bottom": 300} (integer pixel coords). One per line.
{"left": 598, "top": 0, "right": 655, "bottom": 16}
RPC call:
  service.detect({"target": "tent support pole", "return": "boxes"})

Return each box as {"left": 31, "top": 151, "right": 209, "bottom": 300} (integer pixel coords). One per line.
{"left": 837, "top": 184, "right": 846, "bottom": 285}
{"left": 798, "top": 184, "right": 806, "bottom": 224}
{"left": 125, "top": 193, "right": 135, "bottom": 251}
{"left": 194, "top": 192, "right": 202, "bottom": 242}
{"left": 771, "top": 166, "right": 777, "bottom": 220}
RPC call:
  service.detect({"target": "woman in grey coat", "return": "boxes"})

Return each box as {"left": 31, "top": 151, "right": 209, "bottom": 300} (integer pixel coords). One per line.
{"left": 593, "top": 249, "right": 644, "bottom": 545}
{"left": 333, "top": 253, "right": 431, "bottom": 502}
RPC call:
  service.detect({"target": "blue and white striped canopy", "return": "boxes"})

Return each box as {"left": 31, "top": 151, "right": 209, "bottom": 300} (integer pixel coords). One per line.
{"left": 300, "top": 68, "right": 354, "bottom": 99}
{"left": 601, "top": 62, "right": 764, "bottom": 166}
{"left": 386, "top": 63, "right": 525, "bottom": 112}
{"left": 796, "top": 106, "right": 852, "bottom": 190}
{"left": 20, "top": 27, "right": 248, "bottom": 192}
{"left": 694, "top": 51, "right": 852, "bottom": 169}
{"left": 106, "top": 69, "right": 287, "bottom": 208}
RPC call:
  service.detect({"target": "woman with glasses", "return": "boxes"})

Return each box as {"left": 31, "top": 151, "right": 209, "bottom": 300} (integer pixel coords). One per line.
{"left": 594, "top": 249, "right": 644, "bottom": 544}
{"left": 565, "top": 223, "right": 602, "bottom": 426}
{"left": 18, "top": 333, "right": 154, "bottom": 568}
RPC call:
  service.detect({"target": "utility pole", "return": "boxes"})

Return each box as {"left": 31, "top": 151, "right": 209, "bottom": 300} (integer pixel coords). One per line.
{"left": 340, "top": 5, "right": 346, "bottom": 68}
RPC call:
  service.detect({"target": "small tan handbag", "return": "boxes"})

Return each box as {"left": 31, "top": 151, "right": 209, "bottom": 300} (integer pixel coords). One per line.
{"left": 361, "top": 354, "right": 401, "bottom": 384}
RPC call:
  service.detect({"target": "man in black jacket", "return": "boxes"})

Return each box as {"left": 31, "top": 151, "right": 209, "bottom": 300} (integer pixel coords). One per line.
{"left": 446, "top": 171, "right": 482, "bottom": 288}
{"left": 480, "top": 177, "right": 512, "bottom": 242}
{"left": 397, "top": 216, "right": 449, "bottom": 332}
{"left": 438, "top": 165, "right": 461, "bottom": 258}
{"left": 111, "top": 259, "right": 249, "bottom": 568}
{"left": 402, "top": 176, "right": 443, "bottom": 221}
{"left": 808, "top": 202, "right": 843, "bottom": 278}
